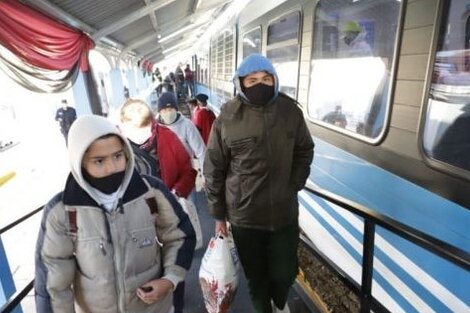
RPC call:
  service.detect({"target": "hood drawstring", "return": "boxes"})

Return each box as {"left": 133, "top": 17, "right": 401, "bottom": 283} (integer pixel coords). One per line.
{"left": 118, "top": 198, "right": 124, "bottom": 214}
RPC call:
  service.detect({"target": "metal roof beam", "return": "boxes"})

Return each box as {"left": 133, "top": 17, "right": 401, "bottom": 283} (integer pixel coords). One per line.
{"left": 92, "top": 0, "right": 176, "bottom": 41}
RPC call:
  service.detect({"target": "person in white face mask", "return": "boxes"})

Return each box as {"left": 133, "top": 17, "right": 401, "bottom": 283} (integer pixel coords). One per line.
{"left": 157, "top": 93, "right": 206, "bottom": 173}
{"left": 156, "top": 92, "right": 201, "bottom": 313}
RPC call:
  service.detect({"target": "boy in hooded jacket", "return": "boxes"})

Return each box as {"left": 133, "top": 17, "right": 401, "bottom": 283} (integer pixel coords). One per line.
{"left": 203, "top": 54, "right": 314, "bottom": 313}
{"left": 35, "top": 115, "right": 195, "bottom": 313}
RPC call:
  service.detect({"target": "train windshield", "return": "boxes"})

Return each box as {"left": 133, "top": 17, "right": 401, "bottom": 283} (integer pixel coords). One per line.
{"left": 424, "top": 0, "right": 470, "bottom": 173}
{"left": 307, "top": 0, "right": 402, "bottom": 141}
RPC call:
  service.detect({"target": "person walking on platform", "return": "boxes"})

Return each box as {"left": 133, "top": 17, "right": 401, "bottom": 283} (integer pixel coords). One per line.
{"left": 156, "top": 92, "right": 201, "bottom": 313}
{"left": 118, "top": 98, "right": 196, "bottom": 199}
{"left": 175, "top": 65, "right": 186, "bottom": 99}
{"left": 192, "top": 93, "right": 216, "bottom": 145}
{"left": 203, "top": 53, "right": 314, "bottom": 313}
{"left": 34, "top": 115, "right": 195, "bottom": 313}
{"left": 184, "top": 64, "right": 194, "bottom": 97}
{"left": 119, "top": 95, "right": 197, "bottom": 313}
{"left": 157, "top": 92, "right": 206, "bottom": 185}
{"left": 55, "top": 99, "right": 76, "bottom": 144}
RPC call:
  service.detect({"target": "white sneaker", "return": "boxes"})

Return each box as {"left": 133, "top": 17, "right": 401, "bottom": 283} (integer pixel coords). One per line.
{"left": 271, "top": 300, "right": 290, "bottom": 313}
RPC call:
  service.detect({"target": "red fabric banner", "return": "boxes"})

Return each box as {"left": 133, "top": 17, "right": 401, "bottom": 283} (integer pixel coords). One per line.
{"left": 0, "top": 0, "right": 94, "bottom": 72}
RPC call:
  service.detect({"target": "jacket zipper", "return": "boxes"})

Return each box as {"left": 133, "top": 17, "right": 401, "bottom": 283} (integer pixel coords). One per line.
{"left": 263, "top": 109, "right": 274, "bottom": 230}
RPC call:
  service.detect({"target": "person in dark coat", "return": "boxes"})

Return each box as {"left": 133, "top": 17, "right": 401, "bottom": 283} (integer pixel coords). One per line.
{"left": 55, "top": 99, "right": 77, "bottom": 143}
{"left": 203, "top": 54, "right": 314, "bottom": 313}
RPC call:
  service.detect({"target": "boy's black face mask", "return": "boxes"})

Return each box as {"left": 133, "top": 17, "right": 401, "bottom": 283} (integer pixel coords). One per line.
{"left": 83, "top": 169, "right": 125, "bottom": 194}
{"left": 243, "top": 83, "right": 275, "bottom": 105}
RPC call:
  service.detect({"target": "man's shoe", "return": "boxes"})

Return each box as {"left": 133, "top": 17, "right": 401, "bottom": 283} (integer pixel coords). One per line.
{"left": 271, "top": 300, "right": 290, "bottom": 313}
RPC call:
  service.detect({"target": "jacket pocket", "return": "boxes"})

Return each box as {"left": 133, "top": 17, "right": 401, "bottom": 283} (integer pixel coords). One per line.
{"left": 126, "top": 227, "right": 159, "bottom": 274}
{"left": 75, "top": 235, "right": 113, "bottom": 280}
{"left": 230, "top": 136, "right": 260, "bottom": 174}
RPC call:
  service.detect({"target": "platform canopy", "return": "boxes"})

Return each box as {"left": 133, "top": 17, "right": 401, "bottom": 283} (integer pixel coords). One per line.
{"left": 23, "top": 0, "right": 234, "bottom": 64}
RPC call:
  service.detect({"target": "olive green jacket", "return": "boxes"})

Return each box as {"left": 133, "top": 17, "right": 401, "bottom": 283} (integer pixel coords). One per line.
{"left": 204, "top": 94, "right": 314, "bottom": 230}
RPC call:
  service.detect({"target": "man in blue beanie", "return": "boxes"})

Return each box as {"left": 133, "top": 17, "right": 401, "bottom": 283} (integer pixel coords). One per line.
{"left": 203, "top": 53, "right": 314, "bottom": 313}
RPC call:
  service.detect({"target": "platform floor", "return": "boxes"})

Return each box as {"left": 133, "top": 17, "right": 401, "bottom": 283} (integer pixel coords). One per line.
{"left": 183, "top": 191, "right": 315, "bottom": 313}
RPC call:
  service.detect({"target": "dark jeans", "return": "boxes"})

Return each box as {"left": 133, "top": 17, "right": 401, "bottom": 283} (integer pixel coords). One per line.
{"left": 231, "top": 223, "right": 299, "bottom": 313}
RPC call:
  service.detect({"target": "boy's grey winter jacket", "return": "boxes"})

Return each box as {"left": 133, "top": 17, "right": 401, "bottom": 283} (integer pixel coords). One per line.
{"left": 34, "top": 115, "right": 195, "bottom": 313}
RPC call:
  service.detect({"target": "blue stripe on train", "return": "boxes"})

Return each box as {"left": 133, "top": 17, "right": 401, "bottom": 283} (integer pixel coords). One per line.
{"left": 301, "top": 138, "right": 470, "bottom": 309}
{"left": 300, "top": 194, "right": 419, "bottom": 312}
{"left": 300, "top": 192, "right": 447, "bottom": 312}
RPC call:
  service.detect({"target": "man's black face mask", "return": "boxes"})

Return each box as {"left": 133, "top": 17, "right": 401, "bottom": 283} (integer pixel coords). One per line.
{"left": 83, "top": 169, "right": 125, "bottom": 194}
{"left": 243, "top": 83, "right": 275, "bottom": 105}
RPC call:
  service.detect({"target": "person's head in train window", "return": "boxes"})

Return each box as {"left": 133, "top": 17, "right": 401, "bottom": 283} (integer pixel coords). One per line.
{"left": 233, "top": 53, "right": 279, "bottom": 105}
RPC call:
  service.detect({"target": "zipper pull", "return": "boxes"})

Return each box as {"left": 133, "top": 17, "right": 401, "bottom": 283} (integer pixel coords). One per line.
{"left": 99, "top": 240, "right": 107, "bottom": 256}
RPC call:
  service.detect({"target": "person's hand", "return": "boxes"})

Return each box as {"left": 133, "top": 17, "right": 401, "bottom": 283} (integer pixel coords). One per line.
{"left": 136, "top": 278, "right": 174, "bottom": 304}
{"left": 215, "top": 220, "right": 228, "bottom": 236}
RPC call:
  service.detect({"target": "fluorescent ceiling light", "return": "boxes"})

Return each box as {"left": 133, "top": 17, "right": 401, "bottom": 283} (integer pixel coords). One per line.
{"left": 163, "top": 42, "right": 188, "bottom": 54}
{"left": 158, "top": 23, "right": 197, "bottom": 43}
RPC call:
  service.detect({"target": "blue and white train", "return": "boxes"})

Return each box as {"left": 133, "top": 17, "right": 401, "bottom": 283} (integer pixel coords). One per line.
{"left": 194, "top": 0, "right": 470, "bottom": 312}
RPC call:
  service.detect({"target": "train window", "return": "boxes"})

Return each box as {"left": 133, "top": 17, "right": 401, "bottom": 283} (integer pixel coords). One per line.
{"left": 242, "top": 27, "right": 262, "bottom": 58}
{"left": 423, "top": 0, "right": 470, "bottom": 173}
{"left": 307, "top": 0, "right": 401, "bottom": 141}
{"left": 267, "top": 11, "right": 301, "bottom": 99}
{"left": 267, "top": 12, "right": 300, "bottom": 45}
{"left": 210, "top": 27, "right": 236, "bottom": 107}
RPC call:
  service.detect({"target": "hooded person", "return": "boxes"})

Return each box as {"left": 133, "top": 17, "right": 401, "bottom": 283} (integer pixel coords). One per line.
{"left": 192, "top": 93, "right": 216, "bottom": 144}
{"left": 203, "top": 53, "right": 314, "bottom": 313}
{"left": 34, "top": 115, "right": 195, "bottom": 313}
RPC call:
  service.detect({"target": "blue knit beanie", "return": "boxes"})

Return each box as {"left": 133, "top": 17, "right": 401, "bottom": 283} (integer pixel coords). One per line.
{"left": 158, "top": 92, "right": 178, "bottom": 111}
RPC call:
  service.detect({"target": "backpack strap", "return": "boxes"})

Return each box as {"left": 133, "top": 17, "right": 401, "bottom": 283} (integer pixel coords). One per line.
{"left": 67, "top": 208, "right": 78, "bottom": 254}
{"left": 145, "top": 197, "right": 159, "bottom": 215}
{"left": 142, "top": 176, "right": 159, "bottom": 216}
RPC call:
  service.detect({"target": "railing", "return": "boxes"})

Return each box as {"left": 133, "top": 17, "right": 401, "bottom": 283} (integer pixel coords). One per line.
{"left": 301, "top": 183, "right": 470, "bottom": 313}
{"left": 2, "top": 184, "right": 470, "bottom": 313}
{"left": 0, "top": 206, "right": 44, "bottom": 313}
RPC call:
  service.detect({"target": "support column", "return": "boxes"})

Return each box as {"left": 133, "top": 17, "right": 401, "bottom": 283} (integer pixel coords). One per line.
{"left": 127, "top": 69, "right": 137, "bottom": 98}
{"left": 110, "top": 68, "right": 125, "bottom": 110}
{"left": 71, "top": 72, "right": 93, "bottom": 116}
{"left": 0, "top": 237, "right": 22, "bottom": 313}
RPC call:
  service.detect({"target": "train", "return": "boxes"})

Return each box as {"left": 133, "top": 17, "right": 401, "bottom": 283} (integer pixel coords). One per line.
{"left": 192, "top": 0, "right": 470, "bottom": 312}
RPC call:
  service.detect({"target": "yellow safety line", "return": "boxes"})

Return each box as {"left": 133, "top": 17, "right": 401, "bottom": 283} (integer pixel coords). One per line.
{"left": 0, "top": 171, "right": 16, "bottom": 186}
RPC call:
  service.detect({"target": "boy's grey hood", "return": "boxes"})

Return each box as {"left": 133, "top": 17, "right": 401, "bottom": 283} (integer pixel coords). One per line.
{"left": 67, "top": 115, "right": 135, "bottom": 203}
{"left": 233, "top": 53, "right": 279, "bottom": 103}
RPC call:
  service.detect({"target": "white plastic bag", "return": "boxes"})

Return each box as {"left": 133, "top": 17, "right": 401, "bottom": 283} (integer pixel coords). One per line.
{"left": 199, "top": 233, "right": 239, "bottom": 313}
{"left": 177, "top": 197, "right": 203, "bottom": 250}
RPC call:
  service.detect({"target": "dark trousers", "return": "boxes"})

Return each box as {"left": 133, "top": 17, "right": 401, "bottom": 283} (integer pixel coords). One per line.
{"left": 231, "top": 223, "right": 299, "bottom": 313}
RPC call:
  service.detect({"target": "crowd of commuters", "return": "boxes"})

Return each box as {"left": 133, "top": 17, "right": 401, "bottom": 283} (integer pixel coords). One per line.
{"left": 37, "top": 54, "right": 313, "bottom": 313}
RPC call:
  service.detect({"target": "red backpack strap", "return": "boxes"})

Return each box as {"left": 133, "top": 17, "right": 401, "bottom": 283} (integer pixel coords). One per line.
{"left": 145, "top": 197, "right": 159, "bottom": 215}
{"left": 142, "top": 176, "right": 159, "bottom": 215}
{"left": 67, "top": 208, "right": 78, "bottom": 254}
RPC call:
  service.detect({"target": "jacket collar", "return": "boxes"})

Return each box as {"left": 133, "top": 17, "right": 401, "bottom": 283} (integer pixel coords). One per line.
{"left": 63, "top": 169, "right": 149, "bottom": 207}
